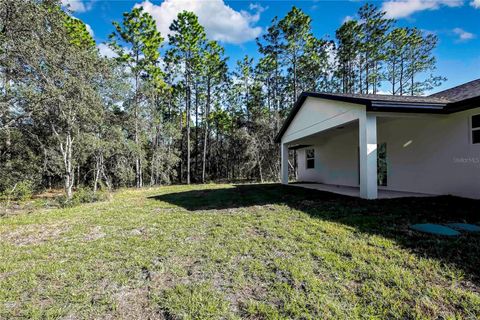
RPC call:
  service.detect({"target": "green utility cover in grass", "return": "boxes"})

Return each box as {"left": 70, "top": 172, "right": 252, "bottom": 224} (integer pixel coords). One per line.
{"left": 447, "top": 223, "right": 480, "bottom": 233}
{"left": 410, "top": 224, "right": 460, "bottom": 236}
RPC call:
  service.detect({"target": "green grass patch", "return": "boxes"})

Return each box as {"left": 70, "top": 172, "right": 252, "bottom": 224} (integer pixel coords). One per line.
{"left": 1, "top": 184, "right": 479, "bottom": 319}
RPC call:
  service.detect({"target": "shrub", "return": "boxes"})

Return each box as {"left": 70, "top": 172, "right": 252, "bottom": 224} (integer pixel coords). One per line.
{"left": 9, "top": 181, "right": 34, "bottom": 201}
{"left": 56, "top": 187, "right": 107, "bottom": 208}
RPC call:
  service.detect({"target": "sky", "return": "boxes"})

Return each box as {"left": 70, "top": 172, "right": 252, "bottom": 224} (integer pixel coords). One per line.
{"left": 65, "top": 0, "right": 480, "bottom": 94}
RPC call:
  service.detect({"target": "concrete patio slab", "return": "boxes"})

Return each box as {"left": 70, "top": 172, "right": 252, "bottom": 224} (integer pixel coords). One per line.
{"left": 290, "top": 183, "right": 434, "bottom": 199}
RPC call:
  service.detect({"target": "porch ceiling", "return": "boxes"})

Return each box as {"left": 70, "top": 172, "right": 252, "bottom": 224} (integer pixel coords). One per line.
{"left": 285, "top": 119, "right": 358, "bottom": 147}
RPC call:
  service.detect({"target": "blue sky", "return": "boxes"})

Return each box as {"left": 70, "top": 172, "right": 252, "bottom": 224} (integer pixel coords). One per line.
{"left": 66, "top": 0, "right": 480, "bottom": 93}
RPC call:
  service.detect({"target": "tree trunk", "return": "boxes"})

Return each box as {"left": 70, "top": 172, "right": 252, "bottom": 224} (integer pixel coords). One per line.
{"left": 215, "top": 122, "right": 220, "bottom": 180}
{"left": 392, "top": 59, "right": 396, "bottom": 95}
{"left": 293, "top": 51, "right": 297, "bottom": 103}
{"left": 258, "top": 155, "right": 263, "bottom": 183}
{"left": 186, "top": 76, "right": 191, "bottom": 185}
{"left": 133, "top": 50, "right": 143, "bottom": 189}
{"left": 411, "top": 73, "right": 414, "bottom": 96}
{"left": 5, "top": 127, "right": 11, "bottom": 172}
{"left": 62, "top": 131, "right": 74, "bottom": 199}
{"left": 359, "top": 58, "right": 363, "bottom": 94}
{"left": 100, "top": 154, "right": 111, "bottom": 191}
{"left": 150, "top": 123, "right": 159, "bottom": 186}
{"left": 195, "top": 80, "right": 199, "bottom": 181}
{"left": 52, "top": 122, "right": 75, "bottom": 199}
{"left": 178, "top": 100, "right": 184, "bottom": 183}
{"left": 365, "top": 53, "right": 369, "bottom": 94}
{"left": 400, "top": 58, "right": 404, "bottom": 95}
{"left": 202, "top": 80, "right": 211, "bottom": 183}
{"left": 150, "top": 153, "right": 156, "bottom": 186}
{"left": 134, "top": 73, "right": 142, "bottom": 188}
{"left": 93, "top": 155, "right": 101, "bottom": 193}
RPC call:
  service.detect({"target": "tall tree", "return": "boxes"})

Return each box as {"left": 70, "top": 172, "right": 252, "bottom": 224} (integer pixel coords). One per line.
{"left": 201, "top": 40, "right": 227, "bottom": 183}
{"left": 233, "top": 56, "right": 255, "bottom": 121}
{"left": 256, "top": 17, "right": 284, "bottom": 128}
{"left": 405, "top": 28, "right": 445, "bottom": 95}
{"left": 108, "top": 7, "right": 164, "bottom": 188}
{"left": 385, "top": 27, "right": 409, "bottom": 94}
{"left": 166, "top": 11, "right": 206, "bottom": 184}
{"left": 9, "top": 3, "right": 104, "bottom": 199}
{"left": 297, "top": 35, "right": 333, "bottom": 93}
{"left": 357, "top": 3, "right": 393, "bottom": 94}
{"left": 278, "top": 6, "right": 313, "bottom": 104}
{"left": 335, "top": 20, "right": 361, "bottom": 93}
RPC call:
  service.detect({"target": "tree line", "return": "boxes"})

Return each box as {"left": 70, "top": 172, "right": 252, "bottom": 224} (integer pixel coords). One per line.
{"left": 0, "top": 0, "right": 443, "bottom": 200}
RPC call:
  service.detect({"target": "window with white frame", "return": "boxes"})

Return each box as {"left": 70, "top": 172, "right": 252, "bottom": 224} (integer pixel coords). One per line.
{"left": 472, "top": 114, "right": 480, "bottom": 144}
{"left": 306, "top": 149, "right": 315, "bottom": 169}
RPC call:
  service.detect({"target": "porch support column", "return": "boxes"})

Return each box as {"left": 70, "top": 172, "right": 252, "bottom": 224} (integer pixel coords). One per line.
{"left": 359, "top": 114, "right": 378, "bottom": 199}
{"left": 281, "top": 143, "right": 289, "bottom": 184}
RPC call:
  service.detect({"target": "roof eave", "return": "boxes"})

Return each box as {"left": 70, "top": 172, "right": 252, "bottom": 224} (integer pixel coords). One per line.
{"left": 273, "top": 93, "right": 371, "bottom": 143}
{"left": 274, "top": 93, "right": 450, "bottom": 143}
{"left": 446, "top": 96, "right": 480, "bottom": 113}
{"left": 368, "top": 101, "right": 448, "bottom": 113}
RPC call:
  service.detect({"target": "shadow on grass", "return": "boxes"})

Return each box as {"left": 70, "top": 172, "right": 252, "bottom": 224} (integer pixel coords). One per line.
{"left": 150, "top": 184, "right": 480, "bottom": 283}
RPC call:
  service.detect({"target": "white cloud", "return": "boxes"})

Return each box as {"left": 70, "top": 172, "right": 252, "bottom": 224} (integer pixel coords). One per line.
{"left": 453, "top": 27, "right": 476, "bottom": 41}
{"left": 377, "top": 89, "right": 393, "bottom": 95}
{"left": 134, "top": 0, "right": 263, "bottom": 44}
{"left": 382, "top": 0, "right": 463, "bottom": 19}
{"left": 471, "top": 0, "right": 480, "bottom": 8}
{"left": 97, "top": 43, "right": 117, "bottom": 58}
{"left": 68, "top": 16, "right": 95, "bottom": 37}
{"left": 85, "top": 23, "right": 94, "bottom": 37}
{"left": 342, "top": 15, "right": 354, "bottom": 23}
{"left": 62, "top": 0, "right": 93, "bottom": 13}
{"left": 249, "top": 3, "right": 267, "bottom": 13}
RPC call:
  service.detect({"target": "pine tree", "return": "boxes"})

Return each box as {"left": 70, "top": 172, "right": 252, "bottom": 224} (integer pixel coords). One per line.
{"left": 335, "top": 20, "right": 361, "bottom": 93}
{"left": 201, "top": 40, "right": 227, "bottom": 183}
{"left": 278, "top": 7, "right": 313, "bottom": 104}
{"left": 166, "top": 11, "right": 206, "bottom": 184}
{"left": 405, "top": 28, "right": 445, "bottom": 95}
{"left": 298, "top": 35, "right": 332, "bottom": 93}
{"left": 385, "top": 27, "right": 409, "bottom": 95}
{"left": 357, "top": 3, "right": 393, "bottom": 94}
{"left": 256, "top": 17, "right": 284, "bottom": 128}
{"left": 108, "top": 7, "right": 164, "bottom": 188}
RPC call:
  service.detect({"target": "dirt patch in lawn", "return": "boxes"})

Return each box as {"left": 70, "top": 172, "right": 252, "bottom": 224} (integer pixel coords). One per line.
{"left": 1, "top": 223, "right": 71, "bottom": 246}
{"left": 84, "top": 226, "right": 106, "bottom": 242}
{"left": 111, "top": 286, "right": 159, "bottom": 319}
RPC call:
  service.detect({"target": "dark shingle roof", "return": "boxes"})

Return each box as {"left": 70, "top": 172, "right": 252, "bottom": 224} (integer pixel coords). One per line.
{"left": 274, "top": 79, "right": 480, "bottom": 143}
{"left": 429, "top": 79, "right": 480, "bottom": 102}
{"left": 316, "top": 92, "right": 450, "bottom": 104}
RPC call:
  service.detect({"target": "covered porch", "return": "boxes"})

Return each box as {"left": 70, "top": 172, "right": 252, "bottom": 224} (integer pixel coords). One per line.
{"left": 282, "top": 114, "right": 417, "bottom": 199}
{"left": 278, "top": 94, "right": 446, "bottom": 199}
{"left": 280, "top": 96, "right": 382, "bottom": 199}
{"left": 276, "top": 85, "right": 480, "bottom": 200}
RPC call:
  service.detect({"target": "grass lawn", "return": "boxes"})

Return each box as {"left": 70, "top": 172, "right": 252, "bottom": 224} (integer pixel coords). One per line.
{"left": 1, "top": 184, "right": 480, "bottom": 319}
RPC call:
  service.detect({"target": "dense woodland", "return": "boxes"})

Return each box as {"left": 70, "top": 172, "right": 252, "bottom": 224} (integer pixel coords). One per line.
{"left": 0, "top": 0, "right": 444, "bottom": 200}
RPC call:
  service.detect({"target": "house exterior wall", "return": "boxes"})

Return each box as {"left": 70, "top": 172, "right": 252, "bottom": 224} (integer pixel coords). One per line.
{"left": 296, "top": 125, "right": 359, "bottom": 187}
{"left": 296, "top": 106, "right": 480, "bottom": 199}
{"left": 376, "top": 107, "right": 480, "bottom": 199}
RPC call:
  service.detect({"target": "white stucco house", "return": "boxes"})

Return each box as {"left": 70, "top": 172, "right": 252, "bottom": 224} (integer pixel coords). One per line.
{"left": 276, "top": 79, "right": 480, "bottom": 200}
